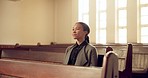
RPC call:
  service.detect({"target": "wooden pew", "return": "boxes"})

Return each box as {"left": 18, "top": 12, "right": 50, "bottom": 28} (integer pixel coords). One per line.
{"left": 132, "top": 52, "right": 148, "bottom": 78}
{"left": 101, "top": 51, "right": 119, "bottom": 78}
{"left": 0, "top": 48, "right": 30, "bottom": 59}
{"left": 29, "top": 47, "right": 66, "bottom": 53}
{"left": 18, "top": 44, "right": 69, "bottom": 52}
{"left": 0, "top": 59, "right": 102, "bottom": 78}
{"left": 0, "top": 51, "right": 119, "bottom": 78}
{"left": 119, "top": 43, "right": 132, "bottom": 78}
{"left": 132, "top": 52, "right": 148, "bottom": 73}
{"left": 1, "top": 50, "right": 65, "bottom": 63}
{"left": 105, "top": 43, "right": 133, "bottom": 78}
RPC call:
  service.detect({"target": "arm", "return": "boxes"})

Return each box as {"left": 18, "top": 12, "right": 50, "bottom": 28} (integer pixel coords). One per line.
{"left": 89, "top": 47, "right": 98, "bottom": 66}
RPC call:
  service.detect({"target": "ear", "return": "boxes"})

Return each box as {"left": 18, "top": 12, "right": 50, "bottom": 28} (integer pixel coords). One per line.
{"left": 84, "top": 31, "right": 88, "bottom": 35}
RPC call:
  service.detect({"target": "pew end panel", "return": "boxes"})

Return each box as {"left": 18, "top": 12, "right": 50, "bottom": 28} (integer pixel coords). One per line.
{"left": 101, "top": 51, "right": 119, "bottom": 78}
{"left": 117, "top": 44, "right": 132, "bottom": 78}
{"left": 104, "top": 43, "right": 133, "bottom": 78}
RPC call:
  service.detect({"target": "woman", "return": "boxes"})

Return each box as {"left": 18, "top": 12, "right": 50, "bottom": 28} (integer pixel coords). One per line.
{"left": 63, "top": 22, "right": 98, "bottom": 66}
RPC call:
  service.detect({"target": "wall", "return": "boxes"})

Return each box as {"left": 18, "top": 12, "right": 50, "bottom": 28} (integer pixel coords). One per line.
{"left": 0, "top": 0, "right": 54, "bottom": 45}
{"left": 0, "top": 0, "right": 21, "bottom": 44}
{"left": 0, "top": 0, "right": 141, "bottom": 44}
{"left": 54, "top": 0, "right": 73, "bottom": 44}
{"left": 20, "top": 0, "right": 54, "bottom": 45}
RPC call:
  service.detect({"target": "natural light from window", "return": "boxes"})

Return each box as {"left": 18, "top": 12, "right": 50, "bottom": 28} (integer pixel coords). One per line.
{"left": 78, "top": 0, "right": 89, "bottom": 25}
{"left": 117, "top": 0, "right": 127, "bottom": 43}
{"left": 140, "top": 0, "right": 148, "bottom": 43}
{"left": 96, "top": 0, "right": 106, "bottom": 44}
{"left": 78, "top": 0, "right": 148, "bottom": 43}
{"left": 140, "top": 0, "right": 148, "bottom": 4}
{"left": 117, "top": 0, "right": 127, "bottom": 8}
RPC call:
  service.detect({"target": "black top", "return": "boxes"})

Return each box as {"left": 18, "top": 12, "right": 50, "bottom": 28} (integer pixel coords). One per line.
{"left": 68, "top": 41, "right": 88, "bottom": 65}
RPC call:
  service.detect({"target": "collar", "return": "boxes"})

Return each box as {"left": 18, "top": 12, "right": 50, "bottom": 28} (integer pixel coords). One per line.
{"left": 75, "top": 41, "right": 88, "bottom": 47}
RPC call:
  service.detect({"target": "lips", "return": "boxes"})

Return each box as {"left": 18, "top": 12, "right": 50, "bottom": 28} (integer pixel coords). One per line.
{"left": 72, "top": 33, "right": 78, "bottom": 38}
{"left": 72, "top": 33, "right": 77, "bottom": 36}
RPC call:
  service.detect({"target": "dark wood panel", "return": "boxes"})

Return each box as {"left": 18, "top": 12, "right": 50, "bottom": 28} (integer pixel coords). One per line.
{"left": 1, "top": 50, "right": 65, "bottom": 63}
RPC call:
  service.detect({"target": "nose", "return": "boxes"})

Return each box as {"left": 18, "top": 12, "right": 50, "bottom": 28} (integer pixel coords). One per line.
{"left": 73, "top": 29, "right": 76, "bottom": 33}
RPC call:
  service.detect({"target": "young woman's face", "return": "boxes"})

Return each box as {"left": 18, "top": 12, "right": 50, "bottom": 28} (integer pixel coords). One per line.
{"left": 72, "top": 23, "right": 87, "bottom": 40}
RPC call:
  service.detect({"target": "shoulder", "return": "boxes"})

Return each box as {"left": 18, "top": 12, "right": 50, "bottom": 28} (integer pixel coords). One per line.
{"left": 86, "top": 44, "right": 96, "bottom": 49}
{"left": 85, "top": 44, "right": 98, "bottom": 56}
{"left": 85, "top": 44, "right": 97, "bottom": 51}
{"left": 66, "top": 45, "right": 75, "bottom": 51}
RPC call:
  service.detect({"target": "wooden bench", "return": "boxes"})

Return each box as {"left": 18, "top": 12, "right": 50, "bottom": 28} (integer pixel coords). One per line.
{"left": 0, "top": 51, "right": 119, "bottom": 78}
{"left": 0, "top": 59, "right": 101, "bottom": 78}
{"left": 132, "top": 52, "right": 148, "bottom": 78}
{"left": 120, "top": 43, "right": 132, "bottom": 78}
{"left": 132, "top": 52, "right": 148, "bottom": 73}
{"left": 105, "top": 43, "right": 133, "bottom": 78}
{"left": 29, "top": 47, "right": 66, "bottom": 52}
{"left": 18, "top": 44, "right": 68, "bottom": 52}
{"left": 1, "top": 50, "right": 65, "bottom": 63}
{"left": 101, "top": 51, "right": 119, "bottom": 78}
{"left": 0, "top": 48, "right": 30, "bottom": 58}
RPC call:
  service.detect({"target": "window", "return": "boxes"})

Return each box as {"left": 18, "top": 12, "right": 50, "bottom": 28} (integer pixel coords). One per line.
{"left": 78, "top": 0, "right": 89, "bottom": 25}
{"left": 78, "top": 0, "right": 148, "bottom": 44}
{"left": 96, "top": 0, "right": 107, "bottom": 43}
{"left": 140, "top": 0, "right": 148, "bottom": 43}
{"left": 116, "top": 0, "right": 127, "bottom": 43}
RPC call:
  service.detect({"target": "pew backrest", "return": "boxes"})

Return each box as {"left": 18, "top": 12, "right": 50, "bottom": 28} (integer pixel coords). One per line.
{"left": 132, "top": 52, "right": 148, "bottom": 73}
{"left": 30, "top": 47, "right": 66, "bottom": 53}
{"left": 1, "top": 50, "right": 65, "bottom": 63}
{"left": 0, "top": 59, "right": 102, "bottom": 78}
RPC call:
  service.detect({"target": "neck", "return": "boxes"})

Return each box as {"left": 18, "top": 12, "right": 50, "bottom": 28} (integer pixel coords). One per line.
{"left": 76, "top": 38, "right": 85, "bottom": 45}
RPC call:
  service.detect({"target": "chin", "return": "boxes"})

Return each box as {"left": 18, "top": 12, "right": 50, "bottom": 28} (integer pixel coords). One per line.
{"left": 73, "top": 37, "right": 78, "bottom": 39}
{"left": 73, "top": 38, "right": 77, "bottom": 39}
